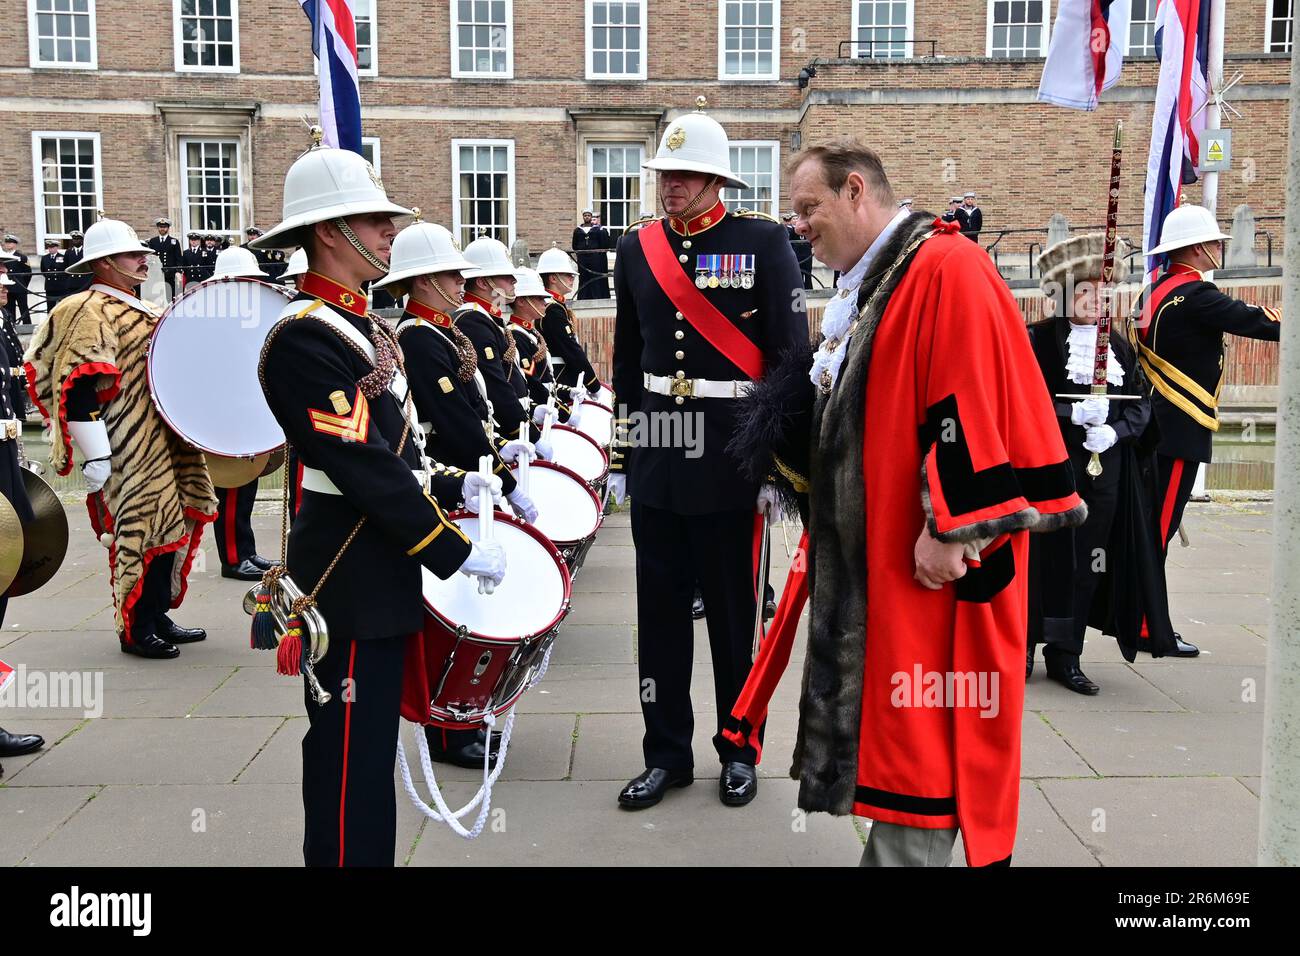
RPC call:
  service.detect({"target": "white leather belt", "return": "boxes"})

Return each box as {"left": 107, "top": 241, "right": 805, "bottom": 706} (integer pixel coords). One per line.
{"left": 302, "top": 465, "right": 426, "bottom": 496}
{"left": 0, "top": 418, "right": 19, "bottom": 441}
{"left": 643, "top": 372, "right": 749, "bottom": 400}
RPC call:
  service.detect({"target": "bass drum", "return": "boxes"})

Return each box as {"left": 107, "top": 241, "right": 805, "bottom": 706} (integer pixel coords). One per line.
{"left": 509, "top": 459, "right": 602, "bottom": 574}
{"left": 148, "top": 276, "right": 291, "bottom": 461}
{"left": 402, "top": 513, "right": 571, "bottom": 730}
{"left": 547, "top": 424, "right": 608, "bottom": 487}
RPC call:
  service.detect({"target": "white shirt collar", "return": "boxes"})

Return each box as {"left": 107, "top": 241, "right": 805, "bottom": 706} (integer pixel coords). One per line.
{"left": 836, "top": 207, "right": 911, "bottom": 293}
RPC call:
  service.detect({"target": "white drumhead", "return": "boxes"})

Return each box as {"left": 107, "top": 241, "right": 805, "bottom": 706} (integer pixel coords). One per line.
{"left": 149, "top": 278, "right": 290, "bottom": 457}
{"left": 548, "top": 427, "right": 608, "bottom": 484}
{"left": 423, "top": 518, "right": 566, "bottom": 640}
{"left": 576, "top": 402, "right": 613, "bottom": 447}
{"left": 511, "top": 464, "right": 601, "bottom": 543}
{"left": 594, "top": 385, "right": 614, "bottom": 407}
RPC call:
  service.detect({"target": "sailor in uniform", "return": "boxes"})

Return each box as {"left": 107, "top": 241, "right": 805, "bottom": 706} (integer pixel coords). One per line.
{"left": 146, "top": 218, "right": 183, "bottom": 299}
{"left": 609, "top": 99, "right": 808, "bottom": 810}
{"left": 510, "top": 268, "right": 575, "bottom": 424}
{"left": 371, "top": 214, "right": 542, "bottom": 769}
{"left": 39, "top": 239, "right": 69, "bottom": 314}
{"left": 1132, "top": 204, "right": 1281, "bottom": 657}
{"left": 537, "top": 247, "right": 603, "bottom": 399}
{"left": 2, "top": 235, "right": 32, "bottom": 327}
{"left": 180, "top": 232, "right": 205, "bottom": 290}
{"left": 249, "top": 136, "right": 508, "bottom": 867}
{"left": 245, "top": 227, "right": 286, "bottom": 282}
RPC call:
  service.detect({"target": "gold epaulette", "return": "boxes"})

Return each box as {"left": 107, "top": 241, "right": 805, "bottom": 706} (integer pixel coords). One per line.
{"left": 626, "top": 215, "right": 661, "bottom": 233}
{"left": 731, "top": 208, "right": 780, "bottom": 224}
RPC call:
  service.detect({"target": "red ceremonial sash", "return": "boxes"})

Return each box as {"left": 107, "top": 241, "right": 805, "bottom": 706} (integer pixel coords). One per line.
{"left": 640, "top": 220, "right": 764, "bottom": 380}
{"left": 1136, "top": 270, "right": 1199, "bottom": 342}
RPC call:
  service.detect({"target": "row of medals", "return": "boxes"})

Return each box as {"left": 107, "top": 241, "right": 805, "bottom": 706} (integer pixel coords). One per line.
{"left": 694, "top": 268, "right": 755, "bottom": 290}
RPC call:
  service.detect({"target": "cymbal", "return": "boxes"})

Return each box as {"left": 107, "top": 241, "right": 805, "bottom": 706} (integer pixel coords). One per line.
{"left": 205, "top": 452, "right": 270, "bottom": 488}
{"left": 5, "top": 466, "right": 70, "bottom": 597}
{"left": 0, "top": 494, "right": 22, "bottom": 595}
{"left": 260, "top": 447, "right": 286, "bottom": 477}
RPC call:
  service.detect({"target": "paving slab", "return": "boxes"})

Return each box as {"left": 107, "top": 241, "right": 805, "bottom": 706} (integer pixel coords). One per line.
{"left": 189, "top": 666, "right": 308, "bottom": 718}
{"left": 402, "top": 713, "right": 575, "bottom": 782}
{"left": 1134, "top": 662, "right": 1266, "bottom": 714}
{"left": 1020, "top": 712, "right": 1096, "bottom": 778}
{"left": 1040, "top": 712, "right": 1262, "bottom": 777}
{"left": 0, "top": 786, "right": 100, "bottom": 867}
{"left": 951, "top": 782, "right": 1100, "bottom": 867}
{"left": 1024, "top": 662, "right": 1184, "bottom": 713}
{"left": 547, "top": 624, "right": 635, "bottom": 665}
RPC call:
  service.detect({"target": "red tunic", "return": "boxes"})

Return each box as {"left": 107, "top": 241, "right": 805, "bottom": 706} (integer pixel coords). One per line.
{"left": 854, "top": 232, "right": 1081, "bottom": 866}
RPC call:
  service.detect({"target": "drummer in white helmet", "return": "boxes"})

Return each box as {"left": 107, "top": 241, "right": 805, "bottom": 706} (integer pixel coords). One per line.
{"left": 250, "top": 130, "right": 507, "bottom": 867}
{"left": 210, "top": 245, "right": 269, "bottom": 281}
{"left": 537, "top": 246, "right": 603, "bottom": 400}
{"left": 24, "top": 217, "right": 218, "bottom": 660}
{"left": 280, "top": 248, "right": 308, "bottom": 289}
{"left": 510, "top": 267, "right": 574, "bottom": 424}
{"left": 455, "top": 236, "right": 555, "bottom": 459}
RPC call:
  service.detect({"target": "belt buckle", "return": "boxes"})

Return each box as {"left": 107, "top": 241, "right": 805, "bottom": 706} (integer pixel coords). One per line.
{"left": 669, "top": 378, "right": 694, "bottom": 399}
{"left": 4, "top": 421, "right": 16, "bottom": 441}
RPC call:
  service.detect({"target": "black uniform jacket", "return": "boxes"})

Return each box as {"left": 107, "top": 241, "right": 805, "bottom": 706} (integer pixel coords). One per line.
{"left": 540, "top": 298, "right": 600, "bottom": 393}
{"left": 1132, "top": 264, "right": 1280, "bottom": 463}
{"left": 0, "top": 329, "right": 34, "bottom": 525}
{"left": 454, "top": 294, "right": 537, "bottom": 443}
{"left": 146, "top": 235, "right": 182, "bottom": 280}
{"left": 260, "top": 278, "right": 473, "bottom": 641}
{"left": 396, "top": 299, "right": 516, "bottom": 496}
{"left": 40, "top": 251, "right": 68, "bottom": 299}
{"left": 611, "top": 200, "right": 808, "bottom": 514}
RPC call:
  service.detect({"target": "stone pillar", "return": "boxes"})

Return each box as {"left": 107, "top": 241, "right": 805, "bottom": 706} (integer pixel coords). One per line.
{"left": 1227, "top": 204, "right": 1258, "bottom": 268}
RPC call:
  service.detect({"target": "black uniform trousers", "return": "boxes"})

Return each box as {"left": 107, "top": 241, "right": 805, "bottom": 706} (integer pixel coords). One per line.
{"left": 1141, "top": 454, "right": 1200, "bottom": 641}
{"left": 128, "top": 551, "right": 176, "bottom": 644}
{"left": 215, "top": 478, "right": 258, "bottom": 569}
{"left": 302, "top": 631, "right": 408, "bottom": 867}
{"left": 631, "top": 501, "right": 762, "bottom": 770}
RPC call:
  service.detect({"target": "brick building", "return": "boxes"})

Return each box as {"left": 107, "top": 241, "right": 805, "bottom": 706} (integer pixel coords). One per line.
{"left": 0, "top": 0, "right": 1292, "bottom": 262}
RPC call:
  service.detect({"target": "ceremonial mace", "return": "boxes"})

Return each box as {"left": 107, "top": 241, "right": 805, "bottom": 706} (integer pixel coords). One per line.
{"left": 1055, "top": 120, "right": 1137, "bottom": 479}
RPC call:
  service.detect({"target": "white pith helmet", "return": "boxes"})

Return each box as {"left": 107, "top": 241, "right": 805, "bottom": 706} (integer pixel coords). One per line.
{"left": 281, "top": 248, "right": 308, "bottom": 280}
{"left": 249, "top": 131, "right": 412, "bottom": 250}
{"left": 461, "top": 236, "right": 517, "bottom": 279}
{"left": 373, "top": 216, "right": 475, "bottom": 291}
{"left": 537, "top": 246, "right": 580, "bottom": 277}
{"left": 1144, "top": 204, "right": 1233, "bottom": 257}
{"left": 211, "top": 246, "right": 268, "bottom": 279}
{"left": 642, "top": 97, "right": 749, "bottom": 190}
{"left": 512, "top": 268, "right": 553, "bottom": 302}
{"left": 65, "top": 218, "right": 155, "bottom": 274}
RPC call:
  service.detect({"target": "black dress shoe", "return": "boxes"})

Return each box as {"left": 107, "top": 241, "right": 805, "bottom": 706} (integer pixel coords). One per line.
{"left": 763, "top": 599, "right": 777, "bottom": 622}
{"left": 0, "top": 729, "right": 45, "bottom": 758}
{"left": 248, "top": 554, "right": 274, "bottom": 572}
{"left": 691, "top": 592, "right": 706, "bottom": 620}
{"left": 1044, "top": 657, "right": 1100, "bottom": 696}
{"left": 425, "top": 726, "right": 497, "bottom": 769}
{"left": 221, "top": 558, "right": 263, "bottom": 581}
{"left": 719, "top": 761, "right": 759, "bottom": 807}
{"left": 618, "top": 768, "right": 693, "bottom": 809}
{"left": 1171, "top": 633, "right": 1200, "bottom": 657}
{"left": 121, "top": 633, "right": 180, "bottom": 660}
{"left": 156, "top": 614, "right": 205, "bottom": 644}
{"left": 1026, "top": 644, "right": 1036, "bottom": 680}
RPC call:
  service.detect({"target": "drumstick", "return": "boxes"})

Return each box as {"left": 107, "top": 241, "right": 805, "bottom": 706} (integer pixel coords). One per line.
{"left": 477, "top": 454, "right": 495, "bottom": 595}
{"left": 518, "top": 419, "right": 530, "bottom": 498}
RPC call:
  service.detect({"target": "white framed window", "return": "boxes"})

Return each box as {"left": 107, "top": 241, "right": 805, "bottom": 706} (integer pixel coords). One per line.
{"left": 1125, "top": 0, "right": 1156, "bottom": 55}
{"left": 452, "top": 139, "right": 515, "bottom": 247}
{"left": 451, "top": 0, "right": 513, "bottom": 78}
{"left": 724, "top": 142, "right": 779, "bottom": 218}
{"left": 28, "top": 0, "right": 98, "bottom": 69}
{"left": 852, "top": 0, "right": 912, "bottom": 59}
{"left": 586, "top": 1, "right": 646, "bottom": 79}
{"left": 1267, "top": 0, "right": 1293, "bottom": 52}
{"left": 588, "top": 144, "right": 646, "bottom": 239}
{"left": 30, "top": 132, "right": 102, "bottom": 245}
{"left": 361, "top": 137, "right": 382, "bottom": 174}
{"left": 180, "top": 138, "right": 242, "bottom": 241}
{"left": 719, "top": 0, "right": 779, "bottom": 80}
{"left": 174, "top": 0, "right": 240, "bottom": 73}
{"left": 355, "top": 0, "right": 377, "bottom": 75}
{"left": 986, "top": 0, "right": 1049, "bottom": 58}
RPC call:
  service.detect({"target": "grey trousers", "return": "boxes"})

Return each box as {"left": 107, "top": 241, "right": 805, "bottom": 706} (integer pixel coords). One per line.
{"left": 859, "top": 821, "right": 959, "bottom": 867}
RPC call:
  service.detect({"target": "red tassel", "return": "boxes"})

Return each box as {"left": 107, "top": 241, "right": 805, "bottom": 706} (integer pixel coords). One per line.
{"left": 276, "top": 613, "right": 304, "bottom": 677}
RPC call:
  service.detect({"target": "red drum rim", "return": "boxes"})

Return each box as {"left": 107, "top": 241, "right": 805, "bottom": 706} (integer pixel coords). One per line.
{"left": 507, "top": 458, "right": 604, "bottom": 545}
{"left": 581, "top": 400, "right": 614, "bottom": 415}
{"left": 422, "top": 508, "right": 573, "bottom": 644}
{"left": 147, "top": 276, "right": 291, "bottom": 458}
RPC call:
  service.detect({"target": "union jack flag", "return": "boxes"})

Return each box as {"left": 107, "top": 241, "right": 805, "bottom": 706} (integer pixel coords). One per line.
{"left": 299, "top": 0, "right": 363, "bottom": 154}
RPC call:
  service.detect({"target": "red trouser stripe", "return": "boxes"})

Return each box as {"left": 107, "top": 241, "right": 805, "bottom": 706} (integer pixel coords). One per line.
{"left": 338, "top": 642, "right": 358, "bottom": 867}
{"left": 223, "top": 488, "right": 239, "bottom": 565}
{"left": 1159, "top": 458, "right": 1186, "bottom": 551}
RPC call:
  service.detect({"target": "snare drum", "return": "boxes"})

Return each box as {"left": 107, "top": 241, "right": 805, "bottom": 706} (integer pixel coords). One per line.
{"left": 593, "top": 383, "right": 614, "bottom": 408}
{"left": 401, "top": 512, "right": 571, "bottom": 729}
{"left": 575, "top": 401, "right": 614, "bottom": 448}
{"left": 547, "top": 424, "right": 609, "bottom": 487}
{"left": 148, "top": 276, "right": 291, "bottom": 459}
{"left": 510, "top": 459, "right": 603, "bottom": 574}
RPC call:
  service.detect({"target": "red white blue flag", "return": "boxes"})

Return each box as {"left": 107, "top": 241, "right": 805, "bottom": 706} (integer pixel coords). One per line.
{"left": 1143, "top": 0, "right": 1212, "bottom": 274}
{"left": 1037, "top": 0, "right": 1130, "bottom": 110}
{"left": 300, "top": 0, "right": 363, "bottom": 154}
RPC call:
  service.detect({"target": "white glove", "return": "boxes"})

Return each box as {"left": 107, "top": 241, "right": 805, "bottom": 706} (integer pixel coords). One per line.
{"left": 757, "top": 484, "right": 783, "bottom": 525}
{"left": 507, "top": 489, "right": 539, "bottom": 523}
{"left": 533, "top": 404, "right": 556, "bottom": 426}
{"left": 536, "top": 438, "right": 554, "bottom": 461}
{"left": 459, "top": 540, "right": 506, "bottom": 586}
{"left": 566, "top": 406, "right": 584, "bottom": 430}
{"left": 607, "top": 473, "right": 627, "bottom": 505}
{"left": 82, "top": 458, "right": 111, "bottom": 494}
{"left": 461, "top": 473, "right": 503, "bottom": 513}
{"left": 498, "top": 438, "right": 536, "bottom": 464}
{"left": 570, "top": 389, "right": 586, "bottom": 409}
{"left": 1071, "top": 397, "right": 1110, "bottom": 427}
{"left": 1084, "top": 424, "right": 1118, "bottom": 454}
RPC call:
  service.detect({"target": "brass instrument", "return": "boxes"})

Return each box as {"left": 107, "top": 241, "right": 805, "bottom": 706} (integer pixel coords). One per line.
{"left": 243, "top": 574, "right": 332, "bottom": 705}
